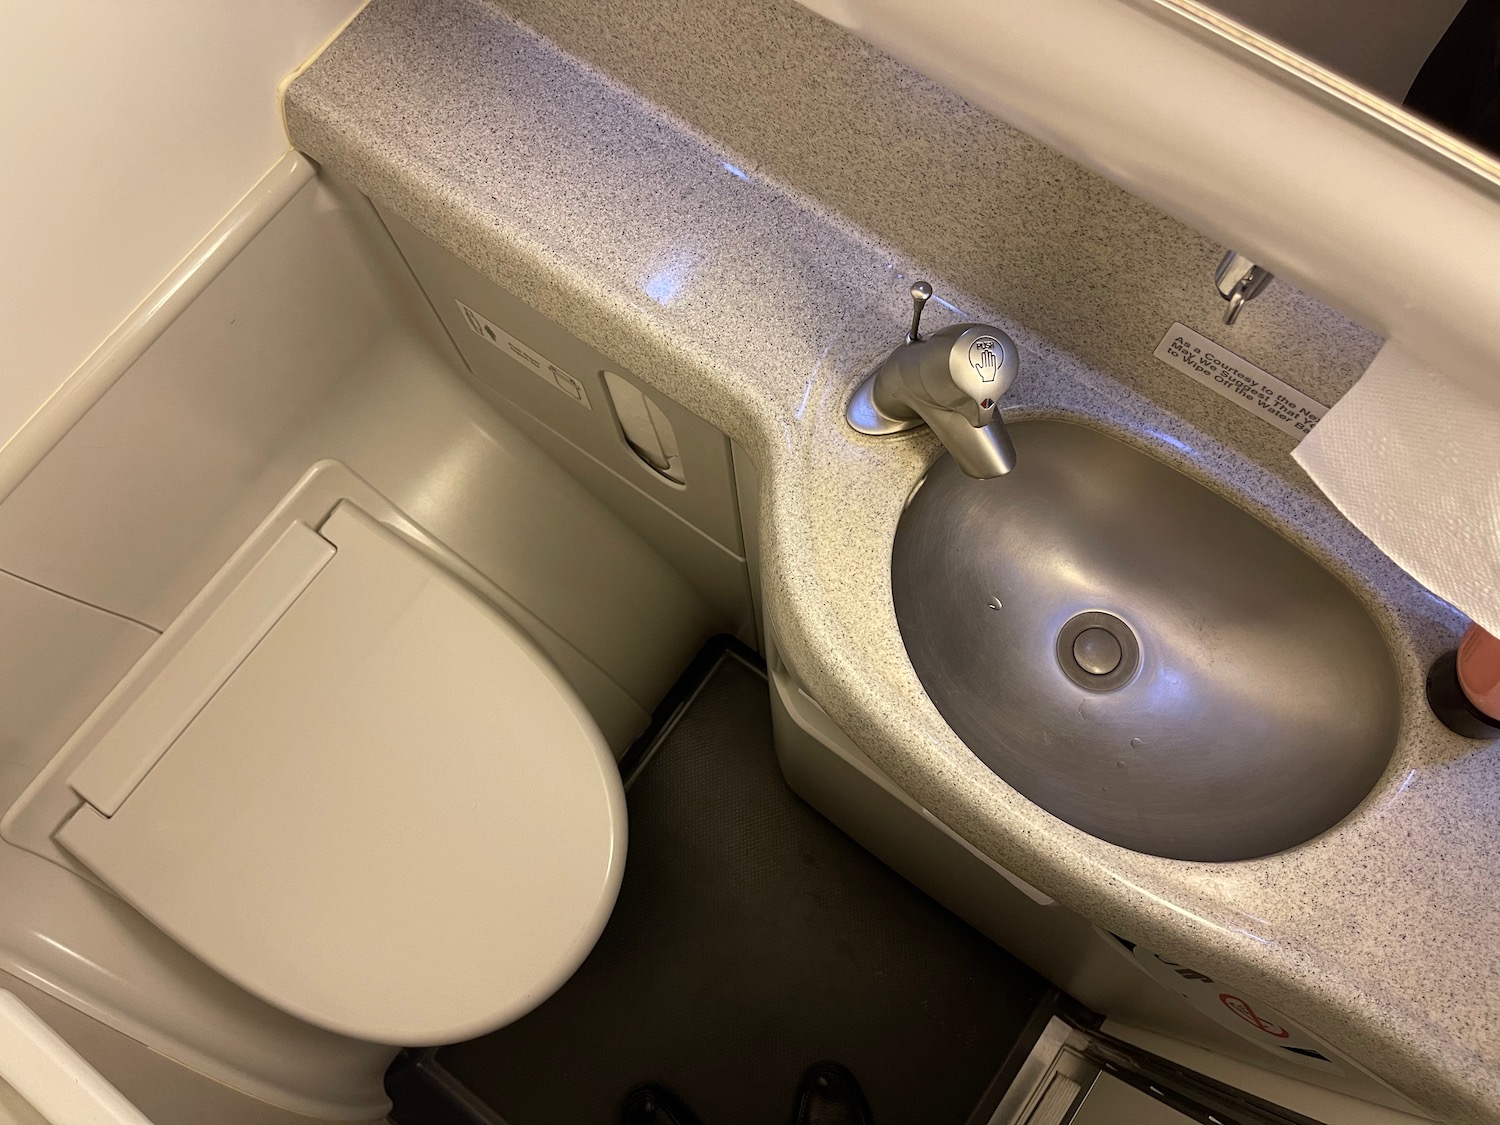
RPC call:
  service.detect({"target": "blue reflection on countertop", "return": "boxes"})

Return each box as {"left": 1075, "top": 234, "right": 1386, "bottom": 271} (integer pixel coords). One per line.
{"left": 1145, "top": 427, "right": 1197, "bottom": 456}
{"left": 721, "top": 161, "right": 750, "bottom": 181}
{"left": 640, "top": 250, "right": 698, "bottom": 307}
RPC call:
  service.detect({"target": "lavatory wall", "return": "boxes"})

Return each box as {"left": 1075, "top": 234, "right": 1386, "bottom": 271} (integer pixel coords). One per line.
{"left": 0, "top": 172, "right": 732, "bottom": 813}
{"left": 487, "top": 0, "right": 1381, "bottom": 488}
{"left": 0, "top": 1, "right": 365, "bottom": 455}
{"left": 0, "top": 164, "right": 746, "bottom": 1120}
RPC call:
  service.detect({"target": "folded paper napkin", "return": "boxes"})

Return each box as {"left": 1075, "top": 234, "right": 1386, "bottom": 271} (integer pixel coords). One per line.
{"left": 1293, "top": 341, "right": 1500, "bottom": 637}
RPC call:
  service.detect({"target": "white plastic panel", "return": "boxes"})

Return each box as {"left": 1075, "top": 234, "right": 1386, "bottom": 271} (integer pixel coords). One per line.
{"left": 67, "top": 523, "right": 332, "bottom": 817}
{"left": 0, "top": 1, "right": 362, "bottom": 454}
{"left": 0, "top": 852, "right": 393, "bottom": 1122}
{"left": 0, "top": 992, "right": 153, "bottom": 1125}
{"left": 1104, "top": 1022, "right": 1437, "bottom": 1124}
{"left": 0, "top": 571, "right": 156, "bottom": 813}
{"left": 58, "top": 503, "right": 626, "bottom": 1046}
{"left": 0, "top": 173, "right": 719, "bottom": 717}
{"left": 0, "top": 177, "right": 433, "bottom": 630}
{"left": 375, "top": 205, "right": 747, "bottom": 555}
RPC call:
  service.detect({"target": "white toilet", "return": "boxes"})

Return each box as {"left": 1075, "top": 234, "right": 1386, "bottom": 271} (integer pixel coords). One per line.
{"left": 13, "top": 494, "right": 627, "bottom": 1052}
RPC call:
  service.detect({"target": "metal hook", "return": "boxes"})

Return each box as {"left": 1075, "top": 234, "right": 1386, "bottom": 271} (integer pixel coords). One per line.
{"left": 1215, "top": 251, "right": 1272, "bottom": 325}
{"left": 1224, "top": 286, "right": 1249, "bottom": 326}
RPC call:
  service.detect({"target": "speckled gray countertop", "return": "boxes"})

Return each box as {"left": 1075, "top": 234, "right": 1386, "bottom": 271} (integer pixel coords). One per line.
{"left": 284, "top": 0, "right": 1500, "bottom": 1119}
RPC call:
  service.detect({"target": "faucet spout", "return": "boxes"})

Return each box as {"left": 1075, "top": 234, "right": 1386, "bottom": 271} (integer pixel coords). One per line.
{"left": 847, "top": 286, "right": 1022, "bottom": 479}
{"left": 920, "top": 406, "right": 1017, "bottom": 478}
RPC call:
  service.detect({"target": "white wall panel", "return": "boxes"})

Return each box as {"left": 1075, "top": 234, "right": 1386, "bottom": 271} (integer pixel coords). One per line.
{"left": 0, "top": 1, "right": 363, "bottom": 457}
{"left": 0, "top": 571, "right": 155, "bottom": 811}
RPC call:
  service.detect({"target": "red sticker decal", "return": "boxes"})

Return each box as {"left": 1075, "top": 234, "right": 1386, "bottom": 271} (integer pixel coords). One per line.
{"left": 1219, "top": 993, "right": 1291, "bottom": 1038}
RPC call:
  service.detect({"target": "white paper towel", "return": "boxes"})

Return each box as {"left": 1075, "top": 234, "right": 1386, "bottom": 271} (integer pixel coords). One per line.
{"left": 1293, "top": 341, "right": 1500, "bottom": 637}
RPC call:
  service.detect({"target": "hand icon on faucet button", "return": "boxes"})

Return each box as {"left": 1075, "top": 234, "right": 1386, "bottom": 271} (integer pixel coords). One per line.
{"left": 968, "top": 337, "right": 1002, "bottom": 382}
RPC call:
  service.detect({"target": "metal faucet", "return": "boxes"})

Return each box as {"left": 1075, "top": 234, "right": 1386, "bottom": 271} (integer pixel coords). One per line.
{"left": 847, "top": 282, "right": 1020, "bottom": 478}
{"left": 1214, "top": 250, "right": 1272, "bottom": 325}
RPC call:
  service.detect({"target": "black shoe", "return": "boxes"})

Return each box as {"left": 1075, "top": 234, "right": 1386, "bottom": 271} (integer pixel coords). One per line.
{"left": 620, "top": 1084, "right": 704, "bottom": 1125}
{"left": 792, "top": 1062, "right": 873, "bottom": 1125}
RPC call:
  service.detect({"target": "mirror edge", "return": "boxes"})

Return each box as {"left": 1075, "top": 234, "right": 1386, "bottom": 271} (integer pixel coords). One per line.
{"left": 1122, "top": 0, "right": 1500, "bottom": 201}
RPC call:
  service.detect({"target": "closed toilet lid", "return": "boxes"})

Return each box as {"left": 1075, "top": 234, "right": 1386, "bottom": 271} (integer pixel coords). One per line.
{"left": 56, "top": 503, "right": 626, "bottom": 1045}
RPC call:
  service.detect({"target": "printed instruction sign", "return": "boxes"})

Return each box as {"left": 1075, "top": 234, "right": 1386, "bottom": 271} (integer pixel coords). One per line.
{"left": 1154, "top": 323, "right": 1325, "bottom": 438}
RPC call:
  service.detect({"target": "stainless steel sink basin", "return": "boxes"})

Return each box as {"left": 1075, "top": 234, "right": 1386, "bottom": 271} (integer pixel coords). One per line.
{"left": 892, "top": 419, "right": 1400, "bottom": 861}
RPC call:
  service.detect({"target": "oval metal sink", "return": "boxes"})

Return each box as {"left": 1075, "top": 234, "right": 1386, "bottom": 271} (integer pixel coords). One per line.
{"left": 892, "top": 419, "right": 1400, "bottom": 861}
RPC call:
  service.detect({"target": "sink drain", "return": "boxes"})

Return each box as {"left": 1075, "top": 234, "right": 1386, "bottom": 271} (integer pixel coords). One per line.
{"left": 1056, "top": 612, "right": 1139, "bottom": 691}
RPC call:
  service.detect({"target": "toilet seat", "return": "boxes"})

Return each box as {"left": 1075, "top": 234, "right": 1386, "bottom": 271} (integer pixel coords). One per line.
{"left": 53, "top": 502, "right": 627, "bottom": 1046}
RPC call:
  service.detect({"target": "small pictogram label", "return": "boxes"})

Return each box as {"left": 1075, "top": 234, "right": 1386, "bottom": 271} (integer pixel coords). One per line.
{"left": 455, "top": 300, "right": 591, "bottom": 409}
